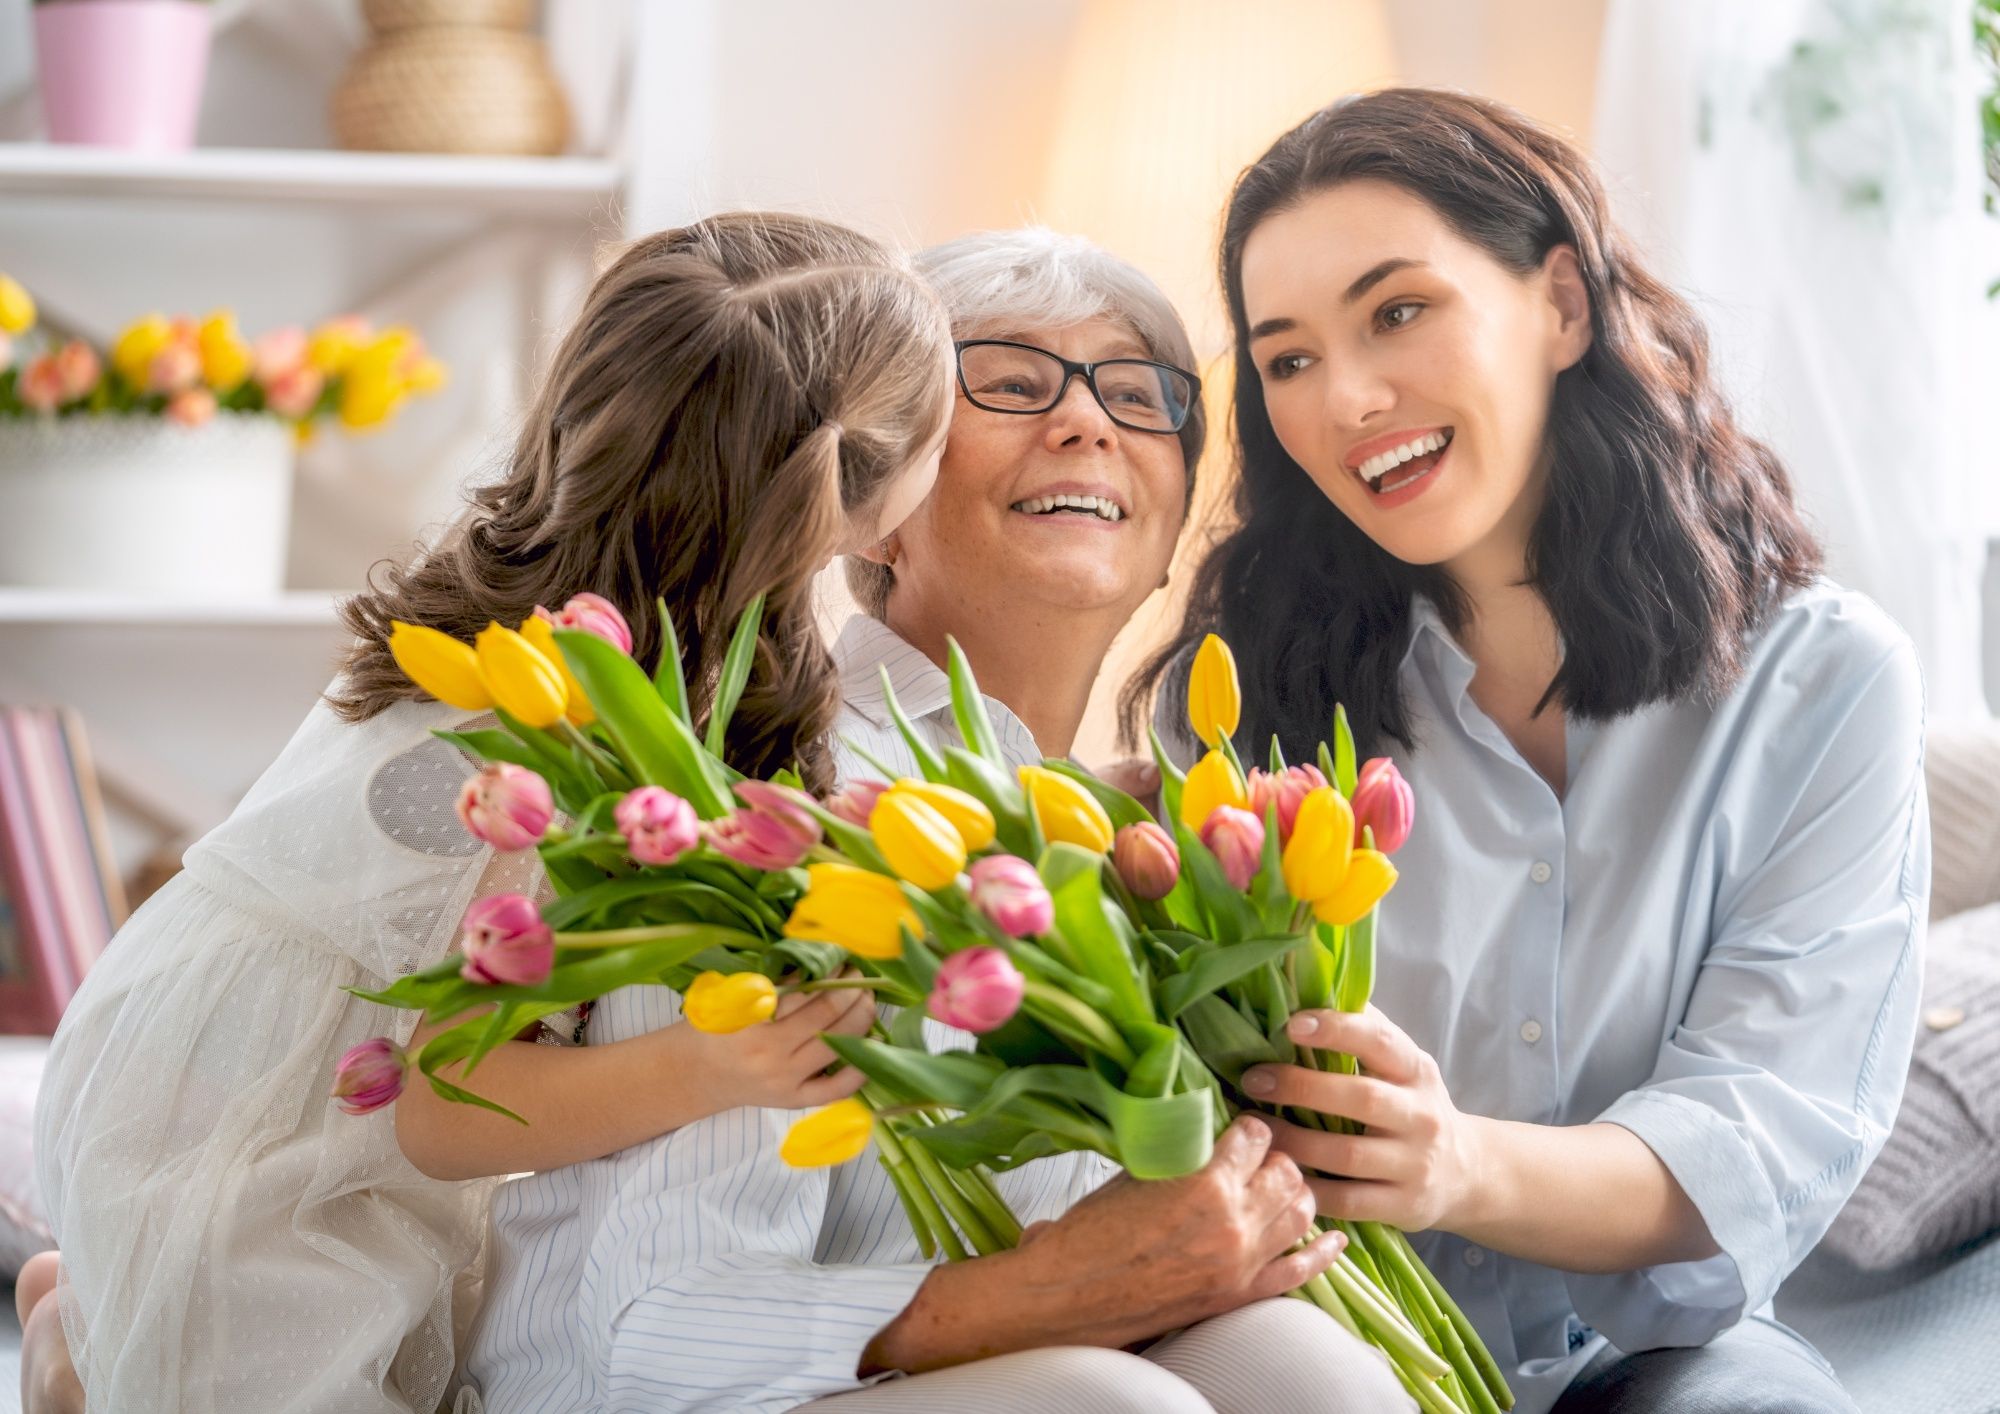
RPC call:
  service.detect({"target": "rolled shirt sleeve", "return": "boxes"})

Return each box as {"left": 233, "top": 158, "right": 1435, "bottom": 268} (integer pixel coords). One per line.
{"left": 1574, "top": 636, "right": 1930, "bottom": 1350}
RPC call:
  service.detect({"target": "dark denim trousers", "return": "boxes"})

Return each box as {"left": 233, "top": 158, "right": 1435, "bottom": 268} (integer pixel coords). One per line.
{"left": 1550, "top": 1316, "right": 1859, "bottom": 1414}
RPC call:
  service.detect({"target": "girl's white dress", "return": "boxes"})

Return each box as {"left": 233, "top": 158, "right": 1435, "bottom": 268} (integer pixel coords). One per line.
{"left": 35, "top": 693, "right": 537, "bottom": 1414}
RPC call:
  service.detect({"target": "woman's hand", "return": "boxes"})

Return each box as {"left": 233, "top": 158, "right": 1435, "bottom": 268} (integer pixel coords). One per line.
{"left": 1242, "top": 1006, "right": 1483, "bottom": 1234}
{"left": 861, "top": 1115, "right": 1346, "bottom": 1375}
{"left": 1092, "top": 757, "right": 1162, "bottom": 817}
{"left": 690, "top": 981, "right": 877, "bottom": 1113}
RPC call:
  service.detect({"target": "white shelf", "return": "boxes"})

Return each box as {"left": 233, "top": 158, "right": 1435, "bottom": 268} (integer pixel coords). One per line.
{"left": 0, "top": 145, "right": 624, "bottom": 217}
{"left": 0, "top": 588, "right": 346, "bottom": 627}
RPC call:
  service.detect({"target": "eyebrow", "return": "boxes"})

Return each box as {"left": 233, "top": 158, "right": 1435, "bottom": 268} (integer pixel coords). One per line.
{"left": 1247, "top": 257, "right": 1428, "bottom": 342}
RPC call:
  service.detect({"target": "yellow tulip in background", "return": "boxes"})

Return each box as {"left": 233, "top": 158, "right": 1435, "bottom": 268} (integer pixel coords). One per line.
{"left": 781, "top": 862, "right": 919, "bottom": 960}
{"left": 519, "top": 614, "right": 596, "bottom": 727}
{"left": 475, "top": 623, "right": 569, "bottom": 729}
{"left": 1280, "top": 786, "right": 1355, "bottom": 902}
{"left": 870, "top": 789, "right": 969, "bottom": 891}
{"left": 889, "top": 779, "right": 995, "bottom": 851}
{"left": 1179, "top": 749, "right": 1248, "bottom": 833}
{"left": 780, "top": 1097, "right": 875, "bottom": 1167}
{"left": 1187, "top": 633, "right": 1241, "bottom": 749}
{"left": 0, "top": 274, "right": 35, "bottom": 335}
{"left": 197, "top": 311, "right": 254, "bottom": 393}
{"left": 1311, "top": 848, "right": 1398, "bottom": 926}
{"left": 1018, "top": 765, "right": 1115, "bottom": 852}
{"left": 682, "top": 970, "right": 779, "bottom": 1033}
{"left": 111, "top": 314, "right": 171, "bottom": 387}
{"left": 388, "top": 621, "right": 493, "bottom": 711}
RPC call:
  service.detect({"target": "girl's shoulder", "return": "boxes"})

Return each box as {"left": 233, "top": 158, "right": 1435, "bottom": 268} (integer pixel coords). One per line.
{"left": 1737, "top": 578, "right": 1923, "bottom": 736}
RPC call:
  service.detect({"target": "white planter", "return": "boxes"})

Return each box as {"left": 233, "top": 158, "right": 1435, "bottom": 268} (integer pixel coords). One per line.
{"left": 0, "top": 413, "right": 294, "bottom": 595}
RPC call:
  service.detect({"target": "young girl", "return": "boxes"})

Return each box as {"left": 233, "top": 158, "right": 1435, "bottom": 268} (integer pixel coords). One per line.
{"left": 29, "top": 210, "right": 955, "bottom": 1414}
{"left": 1137, "top": 88, "right": 1924, "bottom": 1414}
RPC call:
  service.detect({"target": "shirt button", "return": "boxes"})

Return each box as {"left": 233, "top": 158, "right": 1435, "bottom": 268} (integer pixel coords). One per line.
{"left": 1520, "top": 1019, "right": 1544, "bottom": 1045}
{"left": 1464, "top": 1246, "right": 1486, "bottom": 1268}
{"left": 1529, "top": 861, "right": 1553, "bottom": 885}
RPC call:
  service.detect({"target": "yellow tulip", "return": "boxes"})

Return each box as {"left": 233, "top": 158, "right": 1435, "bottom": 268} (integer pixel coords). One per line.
{"left": 1280, "top": 786, "right": 1355, "bottom": 903}
{"left": 1179, "top": 749, "right": 1248, "bottom": 834}
{"left": 0, "top": 274, "right": 35, "bottom": 335}
{"left": 1017, "top": 765, "right": 1115, "bottom": 853}
{"left": 337, "top": 365, "right": 401, "bottom": 430}
{"left": 519, "top": 614, "right": 596, "bottom": 727}
{"left": 111, "top": 314, "right": 171, "bottom": 387}
{"left": 307, "top": 316, "right": 370, "bottom": 375}
{"left": 475, "top": 622, "right": 569, "bottom": 729}
{"left": 406, "top": 355, "right": 449, "bottom": 395}
{"left": 388, "top": 621, "right": 492, "bottom": 710}
{"left": 197, "top": 311, "right": 253, "bottom": 393}
{"left": 1187, "top": 633, "right": 1241, "bottom": 749}
{"left": 782, "top": 862, "right": 920, "bottom": 960}
{"left": 682, "top": 970, "right": 779, "bottom": 1034}
{"left": 1310, "top": 848, "right": 1399, "bottom": 927}
{"left": 780, "top": 1097, "right": 875, "bottom": 1167}
{"left": 869, "top": 789, "right": 968, "bottom": 891}
{"left": 890, "top": 778, "right": 996, "bottom": 851}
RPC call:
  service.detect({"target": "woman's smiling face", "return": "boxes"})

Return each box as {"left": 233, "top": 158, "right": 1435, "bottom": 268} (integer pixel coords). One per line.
{"left": 885, "top": 316, "right": 1187, "bottom": 619}
{"left": 1240, "top": 179, "right": 1591, "bottom": 574}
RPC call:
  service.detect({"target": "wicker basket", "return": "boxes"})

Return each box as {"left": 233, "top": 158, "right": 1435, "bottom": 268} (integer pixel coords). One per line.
{"left": 331, "top": 3, "right": 568, "bottom": 156}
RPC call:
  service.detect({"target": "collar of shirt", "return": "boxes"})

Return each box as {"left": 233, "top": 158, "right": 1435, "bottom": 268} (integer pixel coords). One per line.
{"left": 829, "top": 613, "right": 1044, "bottom": 769}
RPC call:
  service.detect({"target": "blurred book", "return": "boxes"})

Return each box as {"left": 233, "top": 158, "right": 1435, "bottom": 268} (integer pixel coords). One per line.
{"left": 0, "top": 707, "right": 126, "bottom": 1034}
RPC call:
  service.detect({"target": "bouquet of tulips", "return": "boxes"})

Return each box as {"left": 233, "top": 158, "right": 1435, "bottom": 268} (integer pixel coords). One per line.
{"left": 0, "top": 271, "right": 444, "bottom": 435}
{"left": 333, "top": 594, "right": 1511, "bottom": 1414}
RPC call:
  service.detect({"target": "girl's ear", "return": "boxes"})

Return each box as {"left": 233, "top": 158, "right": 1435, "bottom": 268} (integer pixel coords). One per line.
{"left": 858, "top": 533, "right": 899, "bottom": 569}
{"left": 1544, "top": 245, "right": 1593, "bottom": 372}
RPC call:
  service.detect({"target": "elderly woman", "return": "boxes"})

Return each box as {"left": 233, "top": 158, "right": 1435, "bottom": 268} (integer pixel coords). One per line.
{"left": 458, "top": 229, "right": 1413, "bottom": 1414}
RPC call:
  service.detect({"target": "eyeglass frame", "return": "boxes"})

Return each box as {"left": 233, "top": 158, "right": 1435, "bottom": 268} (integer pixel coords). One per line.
{"left": 951, "top": 339, "right": 1202, "bottom": 435}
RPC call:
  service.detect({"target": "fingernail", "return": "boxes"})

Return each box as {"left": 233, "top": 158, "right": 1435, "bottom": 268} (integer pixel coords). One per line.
{"left": 1289, "top": 1014, "right": 1319, "bottom": 1038}
{"left": 1242, "top": 1068, "right": 1276, "bottom": 1096}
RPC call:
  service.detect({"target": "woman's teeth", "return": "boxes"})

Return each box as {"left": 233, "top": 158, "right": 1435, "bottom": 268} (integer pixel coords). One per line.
{"left": 1011, "top": 493, "right": 1125, "bottom": 522}
{"left": 1359, "top": 430, "right": 1452, "bottom": 487}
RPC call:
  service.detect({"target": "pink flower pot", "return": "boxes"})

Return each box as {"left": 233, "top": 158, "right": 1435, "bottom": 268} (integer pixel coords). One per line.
{"left": 33, "top": 1, "right": 213, "bottom": 151}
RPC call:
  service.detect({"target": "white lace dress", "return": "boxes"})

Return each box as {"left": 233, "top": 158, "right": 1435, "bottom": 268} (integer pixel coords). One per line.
{"left": 34, "top": 692, "right": 538, "bottom": 1414}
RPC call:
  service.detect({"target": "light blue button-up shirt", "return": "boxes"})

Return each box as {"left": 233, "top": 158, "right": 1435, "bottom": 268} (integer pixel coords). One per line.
{"left": 1359, "top": 582, "right": 1928, "bottom": 1412}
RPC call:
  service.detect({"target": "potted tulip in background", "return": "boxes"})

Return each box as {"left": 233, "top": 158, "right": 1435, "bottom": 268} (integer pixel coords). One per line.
{"left": 31, "top": 0, "right": 216, "bottom": 150}
{"left": 0, "top": 273, "right": 446, "bottom": 596}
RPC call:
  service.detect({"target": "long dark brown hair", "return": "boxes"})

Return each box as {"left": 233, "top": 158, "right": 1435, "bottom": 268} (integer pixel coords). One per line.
{"left": 1127, "top": 88, "right": 1821, "bottom": 761}
{"left": 332, "top": 211, "right": 953, "bottom": 792}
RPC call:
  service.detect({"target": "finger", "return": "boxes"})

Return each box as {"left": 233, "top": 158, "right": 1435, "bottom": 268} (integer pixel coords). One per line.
{"left": 1264, "top": 1117, "right": 1403, "bottom": 1182}
{"left": 1095, "top": 757, "right": 1161, "bottom": 795}
{"left": 1285, "top": 1007, "right": 1424, "bottom": 1085}
{"left": 1239, "top": 1066, "right": 1409, "bottom": 1131}
{"left": 812, "top": 991, "right": 877, "bottom": 1044}
{"left": 793, "top": 1064, "right": 869, "bottom": 1107}
{"left": 1303, "top": 1175, "right": 1405, "bottom": 1226}
{"left": 1255, "top": 1171, "right": 1320, "bottom": 1255}
{"left": 1247, "top": 1227, "right": 1348, "bottom": 1303}
{"left": 770, "top": 986, "right": 862, "bottom": 1037}
{"left": 1207, "top": 1114, "right": 1274, "bottom": 1181}
{"left": 1018, "top": 1219, "right": 1054, "bottom": 1246}
{"left": 1244, "top": 1147, "right": 1305, "bottom": 1217}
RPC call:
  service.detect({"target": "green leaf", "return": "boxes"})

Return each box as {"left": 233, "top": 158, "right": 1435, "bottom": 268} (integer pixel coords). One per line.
{"left": 1177, "top": 992, "right": 1283, "bottom": 1084}
{"left": 704, "top": 594, "right": 767, "bottom": 757}
{"left": 652, "top": 597, "right": 692, "bottom": 723}
{"left": 944, "top": 637, "right": 1006, "bottom": 766}
{"left": 431, "top": 728, "right": 547, "bottom": 775}
{"left": 1158, "top": 934, "right": 1308, "bottom": 1019}
{"left": 822, "top": 1034, "right": 1002, "bottom": 1109}
{"left": 1268, "top": 735, "right": 1287, "bottom": 774}
{"left": 764, "top": 938, "right": 847, "bottom": 981}
{"left": 1173, "top": 820, "right": 1256, "bottom": 945}
{"left": 1148, "top": 725, "right": 1187, "bottom": 832}
{"left": 1296, "top": 926, "right": 1338, "bottom": 1011}
{"left": 878, "top": 668, "right": 949, "bottom": 780}
{"left": 1333, "top": 703, "right": 1358, "bottom": 797}
{"left": 1335, "top": 908, "right": 1377, "bottom": 1014}
{"left": 1044, "top": 847, "right": 1151, "bottom": 1026}
{"left": 888, "top": 1000, "right": 931, "bottom": 1051}
{"left": 941, "top": 747, "right": 1035, "bottom": 857}
{"left": 555, "top": 629, "right": 734, "bottom": 817}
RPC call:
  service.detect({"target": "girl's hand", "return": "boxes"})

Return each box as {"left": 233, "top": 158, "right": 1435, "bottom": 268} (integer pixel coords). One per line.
{"left": 1241, "top": 1005, "right": 1483, "bottom": 1233}
{"left": 687, "top": 980, "right": 877, "bottom": 1113}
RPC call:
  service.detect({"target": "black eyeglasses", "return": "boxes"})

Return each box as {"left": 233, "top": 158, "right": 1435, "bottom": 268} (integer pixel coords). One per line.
{"left": 954, "top": 340, "right": 1200, "bottom": 435}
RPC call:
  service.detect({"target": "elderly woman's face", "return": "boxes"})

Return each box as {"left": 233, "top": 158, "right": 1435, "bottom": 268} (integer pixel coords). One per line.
{"left": 888, "top": 317, "right": 1186, "bottom": 620}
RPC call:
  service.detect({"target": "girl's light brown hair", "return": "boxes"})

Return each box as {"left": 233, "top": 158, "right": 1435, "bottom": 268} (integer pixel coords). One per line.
{"left": 331, "top": 211, "right": 953, "bottom": 792}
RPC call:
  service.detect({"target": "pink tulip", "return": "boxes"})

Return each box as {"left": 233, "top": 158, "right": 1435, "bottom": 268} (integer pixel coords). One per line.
{"left": 1246, "top": 763, "right": 1329, "bottom": 844}
{"left": 1350, "top": 757, "right": 1415, "bottom": 855}
{"left": 708, "top": 779, "right": 822, "bottom": 869}
{"left": 53, "top": 341, "right": 99, "bottom": 402}
{"left": 253, "top": 325, "right": 308, "bottom": 383}
{"left": 967, "top": 854, "right": 1052, "bottom": 938}
{"left": 616, "top": 784, "right": 700, "bottom": 866}
{"left": 147, "top": 342, "right": 201, "bottom": 395}
{"left": 1114, "top": 821, "right": 1180, "bottom": 900}
{"left": 17, "top": 355, "right": 63, "bottom": 412}
{"left": 166, "top": 388, "right": 216, "bottom": 427}
{"left": 263, "top": 363, "right": 324, "bottom": 419}
{"left": 1200, "top": 805, "right": 1265, "bottom": 891}
{"left": 455, "top": 762, "right": 554, "bottom": 852}
{"left": 823, "top": 778, "right": 889, "bottom": 829}
{"left": 458, "top": 893, "right": 555, "bottom": 987}
{"left": 331, "top": 1036, "right": 408, "bottom": 1116}
{"left": 929, "top": 946, "right": 1025, "bottom": 1034}
{"left": 537, "top": 592, "right": 633, "bottom": 655}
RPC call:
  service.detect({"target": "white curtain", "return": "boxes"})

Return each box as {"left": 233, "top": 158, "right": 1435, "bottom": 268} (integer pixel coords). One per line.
{"left": 1594, "top": 0, "right": 2000, "bottom": 720}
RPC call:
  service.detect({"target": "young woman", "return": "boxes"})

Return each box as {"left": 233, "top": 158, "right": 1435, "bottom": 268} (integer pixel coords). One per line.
{"left": 1136, "top": 88, "right": 1927, "bottom": 1414}
{"left": 27, "top": 211, "right": 958, "bottom": 1414}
